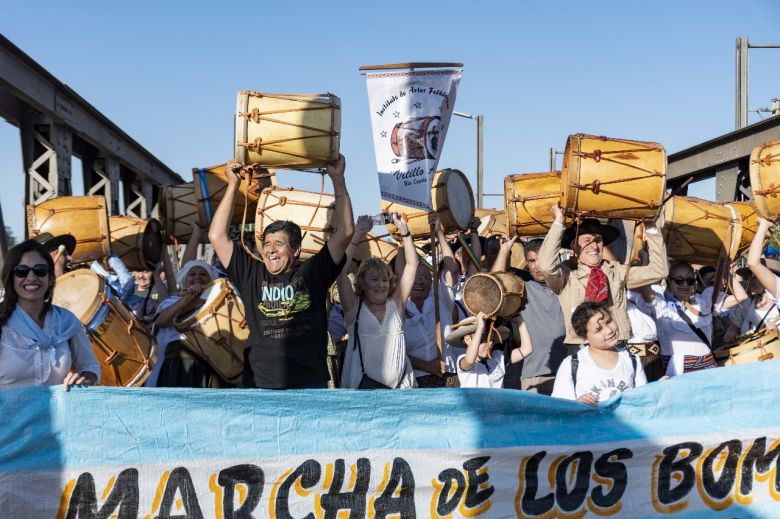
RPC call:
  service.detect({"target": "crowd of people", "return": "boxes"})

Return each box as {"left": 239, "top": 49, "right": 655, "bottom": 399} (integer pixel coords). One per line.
{"left": 1, "top": 154, "right": 778, "bottom": 407}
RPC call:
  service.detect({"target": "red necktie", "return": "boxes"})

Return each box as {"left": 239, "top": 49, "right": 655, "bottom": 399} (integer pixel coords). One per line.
{"left": 585, "top": 266, "right": 609, "bottom": 303}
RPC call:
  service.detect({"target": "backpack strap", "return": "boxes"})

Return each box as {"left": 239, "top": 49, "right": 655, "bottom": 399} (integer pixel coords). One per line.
{"left": 571, "top": 352, "right": 579, "bottom": 397}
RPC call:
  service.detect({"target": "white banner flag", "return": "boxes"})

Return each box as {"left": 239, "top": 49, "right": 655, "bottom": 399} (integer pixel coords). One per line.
{"left": 365, "top": 69, "right": 461, "bottom": 210}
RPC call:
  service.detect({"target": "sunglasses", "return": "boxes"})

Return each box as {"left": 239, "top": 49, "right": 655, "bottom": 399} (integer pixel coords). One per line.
{"left": 13, "top": 264, "right": 50, "bottom": 278}
{"left": 670, "top": 277, "right": 696, "bottom": 286}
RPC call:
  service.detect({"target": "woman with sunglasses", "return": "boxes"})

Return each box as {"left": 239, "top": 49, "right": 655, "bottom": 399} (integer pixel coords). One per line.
{"left": 635, "top": 261, "right": 745, "bottom": 377}
{"left": 0, "top": 240, "right": 100, "bottom": 390}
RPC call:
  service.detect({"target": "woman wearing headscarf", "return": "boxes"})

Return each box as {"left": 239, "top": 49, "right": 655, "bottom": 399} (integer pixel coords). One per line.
{"left": 146, "top": 259, "right": 219, "bottom": 387}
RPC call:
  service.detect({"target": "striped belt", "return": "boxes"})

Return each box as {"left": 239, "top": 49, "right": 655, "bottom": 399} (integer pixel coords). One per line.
{"left": 626, "top": 342, "right": 660, "bottom": 356}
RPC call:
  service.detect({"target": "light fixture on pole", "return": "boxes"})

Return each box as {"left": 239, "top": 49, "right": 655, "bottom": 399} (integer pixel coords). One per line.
{"left": 453, "top": 111, "right": 484, "bottom": 208}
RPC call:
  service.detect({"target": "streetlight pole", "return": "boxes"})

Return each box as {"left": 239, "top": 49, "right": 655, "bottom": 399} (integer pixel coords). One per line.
{"left": 453, "top": 111, "right": 484, "bottom": 208}
{"left": 735, "top": 36, "right": 780, "bottom": 130}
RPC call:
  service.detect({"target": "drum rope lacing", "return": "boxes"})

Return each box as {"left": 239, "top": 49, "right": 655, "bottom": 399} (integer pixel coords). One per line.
{"left": 665, "top": 201, "right": 739, "bottom": 260}
{"left": 510, "top": 191, "right": 560, "bottom": 232}
{"left": 237, "top": 93, "right": 339, "bottom": 169}
{"left": 751, "top": 153, "right": 780, "bottom": 199}
{"left": 245, "top": 170, "right": 332, "bottom": 259}
{"left": 569, "top": 139, "right": 665, "bottom": 218}
{"left": 93, "top": 292, "right": 154, "bottom": 384}
{"left": 182, "top": 290, "right": 245, "bottom": 377}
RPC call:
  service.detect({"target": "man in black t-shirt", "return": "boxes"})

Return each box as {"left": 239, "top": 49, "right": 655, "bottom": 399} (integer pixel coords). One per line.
{"left": 209, "top": 156, "right": 354, "bottom": 388}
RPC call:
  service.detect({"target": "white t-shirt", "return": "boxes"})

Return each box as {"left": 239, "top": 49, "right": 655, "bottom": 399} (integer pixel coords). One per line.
{"left": 551, "top": 347, "right": 646, "bottom": 403}
{"left": 636, "top": 286, "right": 715, "bottom": 376}
{"left": 626, "top": 290, "right": 657, "bottom": 344}
{"left": 456, "top": 350, "right": 505, "bottom": 388}
{"left": 403, "top": 277, "right": 455, "bottom": 377}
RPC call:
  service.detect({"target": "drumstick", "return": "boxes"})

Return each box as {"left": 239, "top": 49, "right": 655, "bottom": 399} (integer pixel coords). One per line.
{"left": 52, "top": 244, "right": 66, "bottom": 264}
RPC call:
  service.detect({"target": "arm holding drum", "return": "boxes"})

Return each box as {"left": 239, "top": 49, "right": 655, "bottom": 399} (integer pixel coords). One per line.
{"left": 208, "top": 160, "right": 242, "bottom": 269}
{"left": 156, "top": 291, "right": 202, "bottom": 329}
{"left": 747, "top": 218, "right": 779, "bottom": 299}
{"left": 181, "top": 222, "right": 206, "bottom": 266}
{"left": 626, "top": 221, "right": 668, "bottom": 290}
{"left": 537, "top": 206, "right": 566, "bottom": 294}
{"left": 326, "top": 155, "right": 355, "bottom": 264}
{"left": 393, "top": 215, "right": 418, "bottom": 310}
{"left": 490, "top": 236, "right": 517, "bottom": 274}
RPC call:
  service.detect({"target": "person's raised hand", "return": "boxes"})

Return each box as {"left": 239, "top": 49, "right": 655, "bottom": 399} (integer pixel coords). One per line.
{"left": 327, "top": 154, "right": 346, "bottom": 182}
{"left": 355, "top": 215, "right": 373, "bottom": 237}
{"left": 225, "top": 160, "right": 243, "bottom": 188}
{"left": 392, "top": 213, "right": 410, "bottom": 238}
{"left": 500, "top": 235, "right": 517, "bottom": 253}
{"left": 428, "top": 211, "right": 440, "bottom": 233}
{"left": 551, "top": 204, "right": 564, "bottom": 223}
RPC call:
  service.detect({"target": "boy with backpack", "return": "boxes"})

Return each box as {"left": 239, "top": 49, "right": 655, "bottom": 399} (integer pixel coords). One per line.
{"left": 552, "top": 302, "right": 646, "bottom": 406}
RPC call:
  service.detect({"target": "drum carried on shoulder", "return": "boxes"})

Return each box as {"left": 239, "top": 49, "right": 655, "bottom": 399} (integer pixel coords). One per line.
{"left": 174, "top": 278, "right": 248, "bottom": 384}
{"left": 52, "top": 269, "right": 157, "bottom": 387}
{"left": 160, "top": 183, "right": 204, "bottom": 244}
{"left": 108, "top": 216, "right": 164, "bottom": 271}
{"left": 504, "top": 171, "right": 571, "bottom": 237}
{"left": 381, "top": 168, "right": 475, "bottom": 238}
{"left": 27, "top": 195, "right": 111, "bottom": 264}
{"left": 663, "top": 196, "right": 742, "bottom": 267}
{"left": 560, "top": 134, "right": 666, "bottom": 221}
{"left": 193, "top": 163, "right": 276, "bottom": 227}
{"left": 750, "top": 140, "right": 780, "bottom": 222}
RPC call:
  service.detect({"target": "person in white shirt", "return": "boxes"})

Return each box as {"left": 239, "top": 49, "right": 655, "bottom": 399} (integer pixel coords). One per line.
{"left": 724, "top": 267, "right": 780, "bottom": 341}
{"left": 636, "top": 262, "right": 746, "bottom": 377}
{"left": 395, "top": 214, "right": 459, "bottom": 387}
{"left": 552, "top": 302, "right": 646, "bottom": 406}
{"left": 447, "top": 312, "right": 531, "bottom": 388}
{"left": 337, "top": 214, "right": 418, "bottom": 389}
{"left": 0, "top": 240, "right": 100, "bottom": 390}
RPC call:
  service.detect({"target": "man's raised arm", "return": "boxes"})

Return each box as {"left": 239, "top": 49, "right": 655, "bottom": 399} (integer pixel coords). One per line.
{"left": 208, "top": 160, "right": 242, "bottom": 268}
{"left": 326, "top": 154, "right": 355, "bottom": 264}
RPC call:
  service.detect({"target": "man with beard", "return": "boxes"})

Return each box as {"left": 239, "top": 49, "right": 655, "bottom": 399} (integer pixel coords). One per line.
{"left": 209, "top": 156, "right": 354, "bottom": 389}
{"left": 538, "top": 205, "right": 667, "bottom": 351}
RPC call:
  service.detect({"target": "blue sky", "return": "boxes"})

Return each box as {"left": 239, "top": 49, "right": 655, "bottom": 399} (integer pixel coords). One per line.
{"left": 1, "top": 1, "right": 778, "bottom": 240}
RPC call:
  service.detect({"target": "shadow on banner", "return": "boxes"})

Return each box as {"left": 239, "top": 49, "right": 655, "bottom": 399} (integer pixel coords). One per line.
{"left": 0, "top": 362, "right": 777, "bottom": 517}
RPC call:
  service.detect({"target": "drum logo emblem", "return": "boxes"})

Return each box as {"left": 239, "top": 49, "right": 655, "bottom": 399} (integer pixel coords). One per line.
{"left": 391, "top": 116, "right": 441, "bottom": 163}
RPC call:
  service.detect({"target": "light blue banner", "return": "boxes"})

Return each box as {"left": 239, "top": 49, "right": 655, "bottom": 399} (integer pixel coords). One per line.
{"left": 0, "top": 361, "right": 778, "bottom": 518}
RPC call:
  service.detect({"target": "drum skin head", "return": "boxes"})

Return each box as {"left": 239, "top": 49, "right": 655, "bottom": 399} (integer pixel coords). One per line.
{"left": 463, "top": 274, "right": 502, "bottom": 317}
{"left": 180, "top": 278, "right": 228, "bottom": 325}
{"left": 444, "top": 170, "right": 475, "bottom": 229}
{"left": 51, "top": 269, "right": 104, "bottom": 323}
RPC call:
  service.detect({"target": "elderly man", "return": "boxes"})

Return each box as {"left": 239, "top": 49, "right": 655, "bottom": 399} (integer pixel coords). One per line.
{"left": 537, "top": 205, "right": 667, "bottom": 350}
{"left": 209, "top": 155, "right": 354, "bottom": 389}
